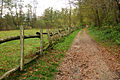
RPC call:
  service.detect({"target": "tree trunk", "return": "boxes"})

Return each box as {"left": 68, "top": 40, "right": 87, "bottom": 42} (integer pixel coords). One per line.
{"left": 0, "top": 0, "right": 3, "bottom": 18}
{"left": 96, "top": 9, "right": 101, "bottom": 27}
{"left": 47, "top": 29, "right": 52, "bottom": 46}
{"left": 0, "top": 35, "right": 40, "bottom": 44}
{"left": 40, "top": 29, "right": 43, "bottom": 55}
{"left": 115, "top": 0, "right": 120, "bottom": 22}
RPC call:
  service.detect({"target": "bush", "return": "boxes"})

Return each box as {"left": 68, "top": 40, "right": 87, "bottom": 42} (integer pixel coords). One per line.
{"left": 88, "top": 25, "right": 120, "bottom": 45}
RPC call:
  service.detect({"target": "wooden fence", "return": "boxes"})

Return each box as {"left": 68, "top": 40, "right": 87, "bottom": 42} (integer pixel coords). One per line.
{"left": 0, "top": 26, "right": 77, "bottom": 80}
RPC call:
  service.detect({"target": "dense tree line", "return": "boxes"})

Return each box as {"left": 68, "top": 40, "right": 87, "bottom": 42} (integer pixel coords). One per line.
{"left": 1, "top": 0, "right": 120, "bottom": 31}
{"left": 0, "top": 0, "right": 78, "bottom": 31}
{"left": 73, "top": 0, "right": 120, "bottom": 27}
{"left": 0, "top": 0, "right": 38, "bottom": 30}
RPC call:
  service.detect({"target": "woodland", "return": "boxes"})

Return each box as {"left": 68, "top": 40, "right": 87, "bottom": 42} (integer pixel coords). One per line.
{"left": 0, "top": 0, "right": 119, "bottom": 29}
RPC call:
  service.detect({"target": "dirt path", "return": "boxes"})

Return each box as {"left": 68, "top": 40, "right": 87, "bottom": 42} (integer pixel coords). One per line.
{"left": 55, "top": 29, "right": 120, "bottom": 80}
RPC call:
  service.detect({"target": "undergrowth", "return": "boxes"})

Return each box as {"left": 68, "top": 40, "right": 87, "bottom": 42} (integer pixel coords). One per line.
{"left": 88, "top": 25, "right": 120, "bottom": 46}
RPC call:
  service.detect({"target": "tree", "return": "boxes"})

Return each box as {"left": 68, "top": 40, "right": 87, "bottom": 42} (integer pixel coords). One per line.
{"left": 73, "top": 0, "right": 120, "bottom": 27}
{"left": 25, "top": 4, "right": 32, "bottom": 27}
{"left": 0, "top": 0, "right": 4, "bottom": 18}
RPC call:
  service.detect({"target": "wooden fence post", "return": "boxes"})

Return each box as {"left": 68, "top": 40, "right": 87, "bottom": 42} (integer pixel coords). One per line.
{"left": 20, "top": 25, "right": 24, "bottom": 71}
{"left": 63, "top": 28, "right": 66, "bottom": 36}
{"left": 57, "top": 28, "right": 61, "bottom": 38}
{"left": 68, "top": 27, "right": 70, "bottom": 34}
{"left": 47, "top": 29, "right": 52, "bottom": 46}
{"left": 40, "top": 29, "right": 43, "bottom": 55}
{"left": 51, "top": 29, "right": 55, "bottom": 41}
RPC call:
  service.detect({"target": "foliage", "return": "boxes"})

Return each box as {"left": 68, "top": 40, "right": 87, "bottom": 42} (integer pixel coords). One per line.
{"left": 73, "top": 0, "right": 120, "bottom": 27}
{"left": 88, "top": 26, "right": 120, "bottom": 45}
{"left": 0, "top": 0, "right": 37, "bottom": 30}
{"left": 33, "top": 19, "right": 46, "bottom": 28}
{"left": 42, "top": 7, "right": 71, "bottom": 29}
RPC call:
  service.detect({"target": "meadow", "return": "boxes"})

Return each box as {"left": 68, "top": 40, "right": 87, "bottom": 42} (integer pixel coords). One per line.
{"left": 0, "top": 29, "right": 50, "bottom": 76}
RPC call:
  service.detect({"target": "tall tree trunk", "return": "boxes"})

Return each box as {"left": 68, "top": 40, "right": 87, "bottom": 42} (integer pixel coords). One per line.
{"left": 0, "top": 0, "right": 3, "bottom": 18}
{"left": 96, "top": 9, "right": 101, "bottom": 27}
{"left": 115, "top": 0, "right": 120, "bottom": 22}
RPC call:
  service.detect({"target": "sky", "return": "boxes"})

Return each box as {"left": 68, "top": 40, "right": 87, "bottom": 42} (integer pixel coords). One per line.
{"left": 24, "top": 0, "right": 70, "bottom": 16}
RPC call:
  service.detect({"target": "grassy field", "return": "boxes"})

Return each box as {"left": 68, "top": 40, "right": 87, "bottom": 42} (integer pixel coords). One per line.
{"left": 8, "top": 29, "right": 80, "bottom": 80}
{"left": 0, "top": 29, "right": 52, "bottom": 76}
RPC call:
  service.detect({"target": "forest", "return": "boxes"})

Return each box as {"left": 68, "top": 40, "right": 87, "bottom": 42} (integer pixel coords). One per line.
{"left": 0, "top": 0, "right": 120, "bottom": 28}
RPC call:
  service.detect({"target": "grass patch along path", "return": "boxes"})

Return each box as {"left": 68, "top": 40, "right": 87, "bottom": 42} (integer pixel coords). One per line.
{"left": 8, "top": 29, "right": 80, "bottom": 80}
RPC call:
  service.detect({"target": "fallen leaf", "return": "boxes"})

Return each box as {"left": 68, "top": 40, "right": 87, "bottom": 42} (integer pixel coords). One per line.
{"left": 29, "top": 71, "right": 33, "bottom": 74}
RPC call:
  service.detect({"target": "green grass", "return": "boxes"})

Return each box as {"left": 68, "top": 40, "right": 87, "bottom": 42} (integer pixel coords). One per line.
{"left": 0, "top": 29, "right": 51, "bottom": 76}
{"left": 8, "top": 29, "right": 80, "bottom": 80}
{"left": 87, "top": 26, "right": 120, "bottom": 60}
{"left": 87, "top": 27, "right": 120, "bottom": 46}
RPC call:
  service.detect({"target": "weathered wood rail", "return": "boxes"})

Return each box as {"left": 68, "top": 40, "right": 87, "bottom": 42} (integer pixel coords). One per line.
{"left": 0, "top": 35, "right": 40, "bottom": 44}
